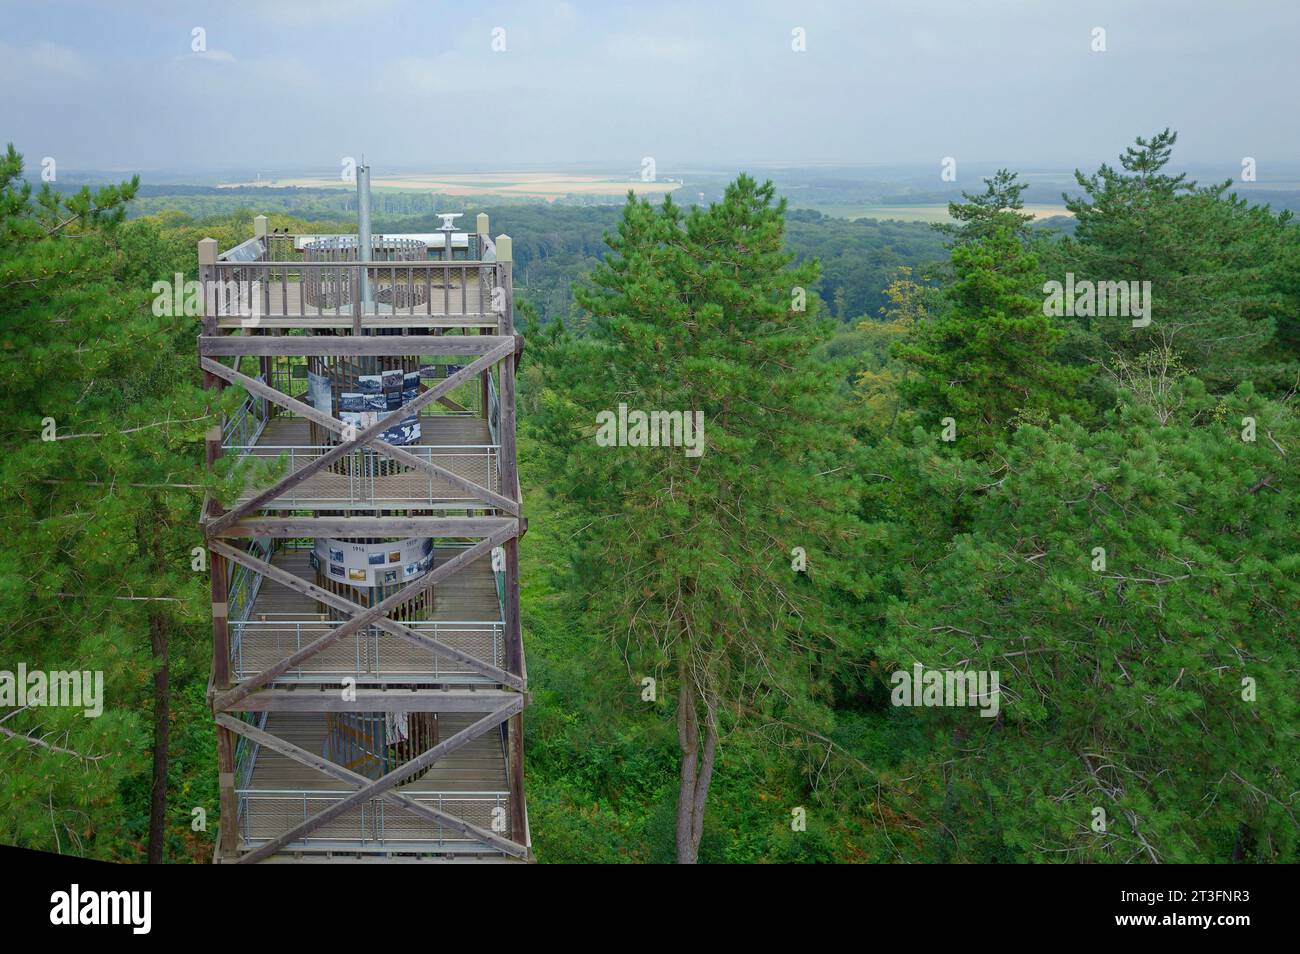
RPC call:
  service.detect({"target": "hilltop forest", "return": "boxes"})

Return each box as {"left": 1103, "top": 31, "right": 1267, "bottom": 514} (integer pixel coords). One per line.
{"left": 1, "top": 130, "right": 1297, "bottom": 863}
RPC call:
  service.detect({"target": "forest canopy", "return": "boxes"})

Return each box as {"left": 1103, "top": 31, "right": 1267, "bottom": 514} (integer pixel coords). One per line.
{"left": 2, "top": 130, "right": 1297, "bottom": 863}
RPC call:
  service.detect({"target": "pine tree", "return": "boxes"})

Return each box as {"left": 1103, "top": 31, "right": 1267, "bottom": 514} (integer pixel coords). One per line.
{"left": 874, "top": 378, "right": 1299, "bottom": 862}
{"left": 935, "top": 168, "right": 1035, "bottom": 247}
{"left": 527, "top": 176, "right": 868, "bottom": 862}
{"left": 0, "top": 145, "right": 224, "bottom": 860}
{"left": 893, "top": 227, "right": 1089, "bottom": 456}
{"left": 1058, "top": 129, "right": 1285, "bottom": 389}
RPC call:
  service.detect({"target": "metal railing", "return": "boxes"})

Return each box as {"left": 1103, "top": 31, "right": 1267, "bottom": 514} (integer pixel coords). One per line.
{"left": 265, "top": 232, "right": 494, "bottom": 262}
{"left": 235, "top": 789, "right": 511, "bottom": 853}
{"left": 221, "top": 443, "right": 501, "bottom": 507}
{"left": 226, "top": 535, "right": 272, "bottom": 624}
{"left": 487, "top": 371, "right": 500, "bottom": 447}
{"left": 233, "top": 711, "right": 270, "bottom": 791}
{"left": 222, "top": 375, "right": 269, "bottom": 449}
{"left": 230, "top": 619, "right": 505, "bottom": 683}
{"left": 302, "top": 235, "right": 429, "bottom": 310}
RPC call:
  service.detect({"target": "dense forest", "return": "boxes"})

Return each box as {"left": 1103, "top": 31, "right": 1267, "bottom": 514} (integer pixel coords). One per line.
{"left": 2, "top": 129, "right": 1297, "bottom": 863}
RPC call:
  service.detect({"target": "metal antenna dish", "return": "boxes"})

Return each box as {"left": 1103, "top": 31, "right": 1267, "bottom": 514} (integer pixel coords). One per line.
{"left": 437, "top": 212, "right": 463, "bottom": 231}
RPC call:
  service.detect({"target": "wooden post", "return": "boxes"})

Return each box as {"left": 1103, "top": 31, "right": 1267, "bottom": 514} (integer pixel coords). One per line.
{"left": 508, "top": 714, "right": 526, "bottom": 845}
{"left": 252, "top": 216, "right": 272, "bottom": 390}
{"left": 495, "top": 232, "right": 521, "bottom": 682}
{"left": 502, "top": 537, "right": 521, "bottom": 675}
{"left": 215, "top": 725, "right": 239, "bottom": 857}
{"left": 200, "top": 236, "right": 240, "bottom": 858}
{"left": 478, "top": 212, "right": 492, "bottom": 412}
{"left": 198, "top": 238, "right": 224, "bottom": 526}
{"left": 494, "top": 232, "right": 527, "bottom": 849}
{"left": 198, "top": 238, "right": 218, "bottom": 329}
{"left": 496, "top": 235, "right": 518, "bottom": 503}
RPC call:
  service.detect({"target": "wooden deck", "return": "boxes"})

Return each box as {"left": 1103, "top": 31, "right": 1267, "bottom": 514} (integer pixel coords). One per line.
{"left": 237, "top": 711, "right": 512, "bottom": 854}
{"left": 234, "top": 548, "right": 503, "bottom": 684}
{"left": 233, "top": 414, "right": 499, "bottom": 510}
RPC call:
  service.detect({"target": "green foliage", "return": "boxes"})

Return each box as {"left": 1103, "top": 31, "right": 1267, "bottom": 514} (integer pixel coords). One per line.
{"left": 934, "top": 168, "right": 1035, "bottom": 247}
{"left": 5, "top": 130, "right": 1298, "bottom": 865}
{"left": 0, "top": 144, "right": 215, "bottom": 860}
{"left": 872, "top": 383, "right": 1298, "bottom": 861}
{"left": 894, "top": 227, "right": 1089, "bottom": 455}
{"left": 1056, "top": 129, "right": 1291, "bottom": 390}
{"left": 526, "top": 176, "right": 871, "bottom": 858}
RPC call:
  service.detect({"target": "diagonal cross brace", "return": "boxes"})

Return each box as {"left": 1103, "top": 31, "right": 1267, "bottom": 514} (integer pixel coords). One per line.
{"left": 206, "top": 338, "right": 515, "bottom": 537}
{"left": 209, "top": 538, "right": 522, "bottom": 692}
{"left": 229, "top": 697, "right": 524, "bottom": 863}
{"left": 215, "top": 526, "right": 517, "bottom": 710}
{"left": 200, "top": 355, "right": 514, "bottom": 511}
{"left": 205, "top": 338, "right": 512, "bottom": 534}
{"left": 216, "top": 712, "right": 526, "bottom": 859}
{"left": 200, "top": 356, "right": 518, "bottom": 515}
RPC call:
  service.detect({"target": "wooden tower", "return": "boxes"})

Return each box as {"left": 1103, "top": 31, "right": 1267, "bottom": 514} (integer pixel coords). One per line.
{"left": 199, "top": 212, "right": 528, "bottom": 862}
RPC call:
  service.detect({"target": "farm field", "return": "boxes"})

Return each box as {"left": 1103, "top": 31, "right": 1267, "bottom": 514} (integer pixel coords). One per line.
{"left": 805, "top": 202, "right": 1073, "bottom": 223}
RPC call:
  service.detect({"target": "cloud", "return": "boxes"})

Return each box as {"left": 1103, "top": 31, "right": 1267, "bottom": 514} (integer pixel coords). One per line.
{"left": 0, "top": 40, "right": 92, "bottom": 81}
{"left": 2, "top": 0, "right": 1299, "bottom": 170}
{"left": 191, "top": 49, "right": 236, "bottom": 63}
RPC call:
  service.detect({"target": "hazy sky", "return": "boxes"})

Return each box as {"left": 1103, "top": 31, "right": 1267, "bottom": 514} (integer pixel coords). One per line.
{"left": 2, "top": 0, "right": 1297, "bottom": 174}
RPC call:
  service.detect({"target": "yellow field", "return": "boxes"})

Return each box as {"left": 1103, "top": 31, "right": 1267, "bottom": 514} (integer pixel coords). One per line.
{"left": 809, "top": 202, "right": 1074, "bottom": 223}
{"left": 218, "top": 172, "right": 681, "bottom": 201}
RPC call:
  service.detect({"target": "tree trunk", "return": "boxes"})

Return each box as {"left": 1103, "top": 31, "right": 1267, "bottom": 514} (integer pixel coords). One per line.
{"left": 146, "top": 499, "right": 169, "bottom": 865}
{"left": 675, "top": 661, "right": 719, "bottom": 864}
{"left": 147, "top": 608, "right": 169, "bottom": 863}
{"left": 675, "top": 661, "right": 698, "bottom": 864}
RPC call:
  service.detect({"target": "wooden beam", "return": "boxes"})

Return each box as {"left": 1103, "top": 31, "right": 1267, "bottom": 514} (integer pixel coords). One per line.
{"left": 502, "top": 537, "right": 522, "bottom": 675}
{"left": 215, "top": 725, "right": 239, "bottom": 855}
{"left": 214, "top": 529, "right": 515, "bottom": 710}
{"left": 209, "top": 537, "right": 522, "bottom": 691}
{"left": 216, "top": 712, "right": 526, "bottom": 859}
{"left": 231, "top": 698, "right": 523, "bottom": 863}
{"left": 205, "top": 339, "right": 514, "bottom": 537}
{"left": 232, "top": 688, "right": 524, "bottom": 712}
{"left": 201, "top": 236, "right": 241, "bottom": 858}
{"left": 200, "top": 357, "right": 518, "bottom": 515}
{"left": 199, "top": 334, "right": 509, "bottom": 357}
{"left": 213, "top": 516, "right": 514, "bottom": 539}
{"left": 507, "top": 713, "right": 527, "bottom": 846}
{"left": 215, "top": 317, "right": 500, "bottom": 331}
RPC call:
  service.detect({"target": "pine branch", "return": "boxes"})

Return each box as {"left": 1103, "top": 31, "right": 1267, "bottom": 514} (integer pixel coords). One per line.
{"left": 55, "top": 592, "right": 187, "bottom": 603}
{"left": 0, "top": 723, "right": 107, "bottom": 762}
{"left": 51, "top": 414, "right": 214, "bottom": 440}
{"left": 41, "top": 479, "right": 202, "bottom": 490}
